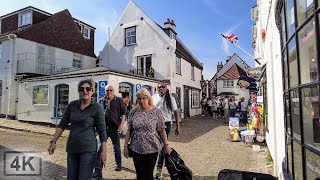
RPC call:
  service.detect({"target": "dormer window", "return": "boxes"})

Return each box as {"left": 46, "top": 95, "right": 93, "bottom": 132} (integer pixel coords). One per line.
{"left": 82, "top": 26, "right": 90, "bottom": 39}
{"left": 19, "top": 11, "right": 32, "bottom": 27}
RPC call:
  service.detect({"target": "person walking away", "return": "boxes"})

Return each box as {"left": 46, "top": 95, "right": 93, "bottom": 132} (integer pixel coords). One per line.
{"left": 93, "top": 85, "right": 126, "bottom": 179}
{"left": 201, "top": 97, "right": 207, "bottom": 116}
{"left": 212, "top": 96, "right": 219, "bottom": 120}
{"left": 152, "top": 82, "right": 180, "bottom": 179}
{"left": 240, "top": 97, "right": 248, "bottom": 125}
{"left": 124, "top": 88, "right": 172, "bottom": 180}
{"left": 223, "top": 95, "right": 229, "bottom": 123}
{"left": 207, "top": 98, "right": 213, "bottom": 117}
{"left": 229, "top": 97, "right": 237, "bottom": 117}
{"left": 48, "top": 79, "right": 107, "bottom": 180}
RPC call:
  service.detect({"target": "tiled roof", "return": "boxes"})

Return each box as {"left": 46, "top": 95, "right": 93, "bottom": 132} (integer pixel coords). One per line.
{"left": 1, "top": 9, "right": 96, "bottom": 58}
{"left": 218, "top": 64, "right": 247, "bottom": 80}
{"left": 176, "top": 38, "right": 203, "bottom": 70}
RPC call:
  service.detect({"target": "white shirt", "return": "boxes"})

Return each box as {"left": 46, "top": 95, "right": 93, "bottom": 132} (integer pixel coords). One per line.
{"left": 152, "top": 93, "right": 178, "bottom": 123}
{"left": 223, "top": 98, "right": 229, "bottom": 109}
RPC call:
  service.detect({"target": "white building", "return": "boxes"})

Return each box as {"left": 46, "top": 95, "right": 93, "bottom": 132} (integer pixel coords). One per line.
{"left": 252, "top": 0, "right": 320, "bottom": 179}
{"left": 0, "top": 7, "right": 97, "bottom": 118}
{"left": 99, "top": 1, "right": 203, "bottom": 117}
{"left": 210, "top": 53, "right": 250, "bottom": 101}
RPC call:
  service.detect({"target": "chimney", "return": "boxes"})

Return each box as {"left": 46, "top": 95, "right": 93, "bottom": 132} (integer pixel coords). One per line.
{"left": 164, "top": 18, "right": 176, "bottom": 31}
{"left": 226, "top": 56, "right": 231, "bottom": 63}
{"left": 217, "top": 61, "right": 223, "bottom": 72}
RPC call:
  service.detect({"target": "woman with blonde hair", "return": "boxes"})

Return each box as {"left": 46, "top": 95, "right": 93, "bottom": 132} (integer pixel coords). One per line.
{"left": 124, "top": 88, "right": 172, "bottom": 180}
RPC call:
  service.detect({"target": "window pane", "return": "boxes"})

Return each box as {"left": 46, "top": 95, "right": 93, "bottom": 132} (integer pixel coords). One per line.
{"left": 127, "top": 37, "right": 131, "bottom": 45}
{"left": 288, "top": 39, "right": 298, "bottom": 87}
{"left": 286, "top": 0, "right": 295, "bottom": 39}
{"left": 297, "top": 0, "right": 315, "bottom": 26}
{"left": 132, "top": 37, "right": 136, "bottom": 44}
{"left": 305, "top": 148, "right": 320, "bottom": 179}
{"left": 293, "top": 141, "right": 303, "bottom": 180}
{"left": 290, "top": 90, "right": 301, "bottom": 140}
{"left": 298, "top": 19, "right": 318, "bottom": 83}
{"left": 287, "top": 136, "right": 293, "bottom": 177}
{"left": 283, "top": 50, "right": 289, "bottom": 90}
{"left": 285, "top": 92, "right": 291, "bottom": 133}
{"left": 302, "top": 86, "right": 320, "bottom": 151}
{"left": 281, "top": 8, "right": 286, "bottom": 46}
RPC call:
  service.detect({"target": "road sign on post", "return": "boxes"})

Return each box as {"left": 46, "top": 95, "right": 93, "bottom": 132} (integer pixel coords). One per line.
{"left": 136, "top": 84, "right": 142, "bottom": 92}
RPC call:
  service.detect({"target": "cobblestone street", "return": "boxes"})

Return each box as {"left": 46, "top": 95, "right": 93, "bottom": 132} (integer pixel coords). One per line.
{"left": 0, "top": 116, "right": 271, "bottom": 180}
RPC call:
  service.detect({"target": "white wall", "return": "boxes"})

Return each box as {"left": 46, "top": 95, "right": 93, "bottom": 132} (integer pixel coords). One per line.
{"left": 17, "top": 73, "right": 160, "bottom": 123}
{"left": 255, "top": 0, "right": 286, "bottom": 178}
{"left": 217, "top": 79, "right": 250, "bottom": 101}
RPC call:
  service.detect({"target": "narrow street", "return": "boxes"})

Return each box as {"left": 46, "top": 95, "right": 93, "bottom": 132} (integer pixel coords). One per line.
{"left": 0, "top": 116, "right": 271, "bottom": 180}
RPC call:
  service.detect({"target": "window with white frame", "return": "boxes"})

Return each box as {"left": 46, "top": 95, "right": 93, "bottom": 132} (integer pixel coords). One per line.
{"left": 0, "top": 42, "right": 2, "bottom": 59}
{"left": 82, "top": 26, "right": 90, "bottom": 39}
{"left": 223, "top": 80, "right": 234, "bottom": 88}
{"left": 73, "top": 55, "right": 82, "bottom": 69}
{"left": 176, "top": 56, "right": 181, "bottom": 74}
{"left": 19, "top": 11, "right": 32, "bottom": 27}
{"left": 125, "top": 26, "right": 136, "bottom": 46}
{"left": 191, "top": 65, "right": 195, "bottom": 80}
{"left": 33, "top": 85, "right": 48, "bottom": 105}
{"left": 137, "top": 55, "right": 152, "bottom": 76}
{"left": 191, "top": 90, "right": 200, "bottom": 108}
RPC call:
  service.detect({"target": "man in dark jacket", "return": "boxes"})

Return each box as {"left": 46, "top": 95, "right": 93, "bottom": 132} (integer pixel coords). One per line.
{"left": 93, "top": 85, "right": 126, "bottom": 179}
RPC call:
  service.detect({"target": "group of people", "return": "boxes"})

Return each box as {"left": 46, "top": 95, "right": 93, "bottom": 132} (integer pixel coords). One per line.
{"left": 47, "top": 79, "right": 180, "bottom": 180}
{"left": 201, "top": 95, "right": 248, "bottom": 124}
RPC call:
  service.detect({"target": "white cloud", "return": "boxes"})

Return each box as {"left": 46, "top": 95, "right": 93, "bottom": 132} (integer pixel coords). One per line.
{"left": 202, "top": 0, "right": 225, "bottom": 17}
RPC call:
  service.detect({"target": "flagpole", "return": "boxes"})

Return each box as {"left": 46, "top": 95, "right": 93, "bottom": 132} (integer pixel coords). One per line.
{"left": 233, "top": 43, "right": 261, "bottom": 65}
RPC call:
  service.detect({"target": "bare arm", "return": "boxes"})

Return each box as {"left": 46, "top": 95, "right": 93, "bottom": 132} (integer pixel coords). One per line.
{"left": 48, "top": 127, "right": 64, "bottom": 155}
{"left": 173, "top": 110, "right": 180, "bottom": 135}
{"left": 123, "top": 124, "right": 131, "bottom": 158}
{"left": 159, "top": 128, "right": 172, "bottom": 154}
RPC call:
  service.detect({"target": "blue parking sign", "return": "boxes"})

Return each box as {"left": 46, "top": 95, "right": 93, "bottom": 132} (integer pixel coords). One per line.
{"left": 136, "top": 84, "right": 142, "bottom": 92}
{"left": 98, "top": 81, "right": 108, "bottom": 99}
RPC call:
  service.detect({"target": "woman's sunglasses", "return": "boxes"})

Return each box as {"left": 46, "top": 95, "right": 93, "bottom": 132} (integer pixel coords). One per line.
{"left": 157, "top": 85, "right": 166, "bottom": 89}
{"left": 78, "top": 87, "right": 93, "bottom": 92}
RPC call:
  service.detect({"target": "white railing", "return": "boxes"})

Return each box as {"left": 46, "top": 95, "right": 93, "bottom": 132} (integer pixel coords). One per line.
{"left": 16, "top": 53, "right": 95, "bottom": 75}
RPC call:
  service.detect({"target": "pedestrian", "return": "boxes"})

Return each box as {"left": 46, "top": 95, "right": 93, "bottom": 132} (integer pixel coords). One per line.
{"left": 212, "top": 96, "right": 219, "bottom": 120}
{"left": 48, "top": 79, "right": 107, "bottom": 180}
{"left": 223, "top": 95, "right": 229, "bottom": 123}
{"left": 229, "top": 96, "right": 237, "bottom": 117}
{"left": 124, "top": 88, "right": 172, "bottom": 180}
{"left": 92, "top": 85, "right": 127, "bottom": 179}
{"left": 201, "top": 96, "right": 207, "bottom": 116}
{"left": 207, "top": 98, "right": 213, "bottom": 117}
{"left": 152, "top": 82, "right": 180, "bottom": 179}
{"left": 240, "top": 97, "right": 248, "bottom": 124}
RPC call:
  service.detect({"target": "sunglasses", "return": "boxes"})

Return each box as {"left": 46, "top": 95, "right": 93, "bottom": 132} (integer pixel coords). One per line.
{"left": 105, "top": 89, "right": 114, "bottom": 92}
{"left": 158, "top": 85, "right": 166, "bottom": 89}
{"left": 79, "top": 87, "right": 93, "bottom": 92}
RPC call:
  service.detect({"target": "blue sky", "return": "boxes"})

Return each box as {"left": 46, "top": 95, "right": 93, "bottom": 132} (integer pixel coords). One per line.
{"left": 1, "top": 0, "right": 256, "bottom": 79}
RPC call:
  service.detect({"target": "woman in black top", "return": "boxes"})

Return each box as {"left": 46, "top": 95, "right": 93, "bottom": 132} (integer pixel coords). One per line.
{"left": 48, "top": 79, "right": 107, "bottom": 180}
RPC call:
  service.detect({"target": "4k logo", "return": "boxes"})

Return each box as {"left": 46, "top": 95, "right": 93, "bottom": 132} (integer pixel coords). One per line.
{"left": 4, "top": 151, "right": 41, "bottom": 176}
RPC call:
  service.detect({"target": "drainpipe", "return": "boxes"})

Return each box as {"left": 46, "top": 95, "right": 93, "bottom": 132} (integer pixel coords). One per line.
{"left": 6, "top": 34, "right": 17, "bottom": 119}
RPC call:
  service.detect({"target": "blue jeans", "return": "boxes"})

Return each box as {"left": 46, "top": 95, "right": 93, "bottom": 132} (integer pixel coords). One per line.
{"left": 157, "top": 122, "right": 171, "bottom": 168}
{"left": 67, "top": 152, "right": 96, "bottom": 180}
{"left": 95, "top": 130, "right": 121, "bottom": 173}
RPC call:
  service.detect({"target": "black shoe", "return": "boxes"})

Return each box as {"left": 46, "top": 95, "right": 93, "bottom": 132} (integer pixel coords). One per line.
{"left": 92, "top": 171, "right": 102, "bottom": 180}
{"left": 115, "top": 165, "right": 122, "bottom": 171}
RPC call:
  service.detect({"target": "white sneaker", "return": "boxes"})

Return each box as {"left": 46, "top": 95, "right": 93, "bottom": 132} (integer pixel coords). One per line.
{"left": 155, "top": 167, "right": 163, "bottom": 179}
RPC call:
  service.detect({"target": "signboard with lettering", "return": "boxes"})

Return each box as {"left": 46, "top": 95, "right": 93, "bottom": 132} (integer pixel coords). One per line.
{"left": 98, "top": 81, "right": 108, "bottom": 100}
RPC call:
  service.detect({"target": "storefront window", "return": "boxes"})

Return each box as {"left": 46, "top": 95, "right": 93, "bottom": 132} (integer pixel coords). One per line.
{"left": 283, "top": 50, "right": 289, "bottom": 90}
{"left": 297, "top": 0, "right": 315, "bottom": 26}
{"left": 298, "top": 19, "right": 318, "bottom": 84}
{"left": 305, "top": 148, "right": 320, "bottom": 179}
{"left": 55, "top": 84, "right": 69, "bottom": 117}
{"left": 33, "top": 85, "right": 48, "bottom": 105}
{"left": 290, "top": 90, "right": 301, "bottom": 140}
{"left": 288, "top": 39, "right": 298, "bottom": 87}
{"left": 302, "top": 86, "right": 320, "bottom": 151}
{"left": 286, "top": 0, "right": 295, "bottom": 39}
{"left": 285, "top": 92, "right": 291, "bottom": 133}
{"left": 293, "top": 141, "right": 303, "bottom": 180}
{"left": 287, "top": 135, "right": 293, "bottom": 177}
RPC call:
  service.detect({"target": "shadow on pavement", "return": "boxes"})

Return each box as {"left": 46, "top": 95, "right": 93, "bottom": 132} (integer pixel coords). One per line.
{"left": 0, "top": 145, "right": 67, "bottom": 180}
{"left": 170, "top": 115, "right": 225, "bottom": 143}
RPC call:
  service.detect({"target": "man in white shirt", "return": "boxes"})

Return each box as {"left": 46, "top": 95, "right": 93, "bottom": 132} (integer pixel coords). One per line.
{"left": 223, "top": 95, "right": 229, "bottom": 123}
{"left": 152, "top": 82, "right": 180, "bottom": 179}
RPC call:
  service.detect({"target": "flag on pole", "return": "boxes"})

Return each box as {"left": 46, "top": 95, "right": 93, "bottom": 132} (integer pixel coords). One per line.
{"left": 221, "top": 33, "right": 239, "bottom": 43}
